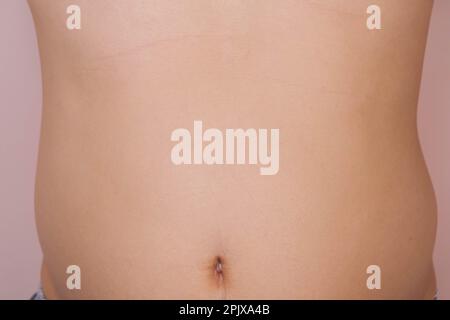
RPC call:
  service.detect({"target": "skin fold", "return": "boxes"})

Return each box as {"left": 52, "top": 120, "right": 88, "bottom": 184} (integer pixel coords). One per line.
{"left": 28, "top": 0, "right": 437, "bottom": 299}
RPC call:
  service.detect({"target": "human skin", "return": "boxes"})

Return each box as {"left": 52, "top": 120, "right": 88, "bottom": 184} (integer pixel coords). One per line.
{"left": 28, "top": 0, "right": 437, "bottom": 299}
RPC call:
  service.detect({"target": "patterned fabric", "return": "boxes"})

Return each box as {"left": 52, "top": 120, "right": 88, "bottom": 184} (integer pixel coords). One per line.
{"left": 30, "top": 287, "right": 46, "bottom": 300}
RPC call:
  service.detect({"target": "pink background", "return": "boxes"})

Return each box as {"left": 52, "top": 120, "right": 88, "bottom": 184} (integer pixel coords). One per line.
{"left": 0, "top": 0, "right": 449, "bottom": 300}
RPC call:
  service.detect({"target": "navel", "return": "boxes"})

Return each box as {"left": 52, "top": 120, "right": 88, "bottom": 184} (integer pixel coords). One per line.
{"left": 213, "top": 255, "right": 225, "bottom": 286}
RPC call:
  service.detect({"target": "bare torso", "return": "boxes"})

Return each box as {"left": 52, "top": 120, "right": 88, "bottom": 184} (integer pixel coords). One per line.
{"left": 29, "top": 0, "right": 437, "bottom": 299}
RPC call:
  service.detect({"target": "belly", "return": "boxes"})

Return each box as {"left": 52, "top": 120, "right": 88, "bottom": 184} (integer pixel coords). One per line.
{"left": 32, "top": 0, "right": 436, "bottom": 299}
{"left": 35, "top": 79, "right": 437, "bottom": 299}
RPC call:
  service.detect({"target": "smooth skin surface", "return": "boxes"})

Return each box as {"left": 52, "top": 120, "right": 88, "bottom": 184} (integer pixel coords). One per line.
{"left": 28, "top": 0, "right": 437, "bottom": 299}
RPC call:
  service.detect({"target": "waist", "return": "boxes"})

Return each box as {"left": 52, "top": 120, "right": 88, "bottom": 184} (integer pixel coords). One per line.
{"left": 35, "top": 125, "right": 437, "bottom": 298}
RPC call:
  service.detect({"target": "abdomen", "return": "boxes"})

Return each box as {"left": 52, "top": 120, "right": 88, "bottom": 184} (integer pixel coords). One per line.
{"left": 31, "top": 0, "right": 436, "bottom": 299}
